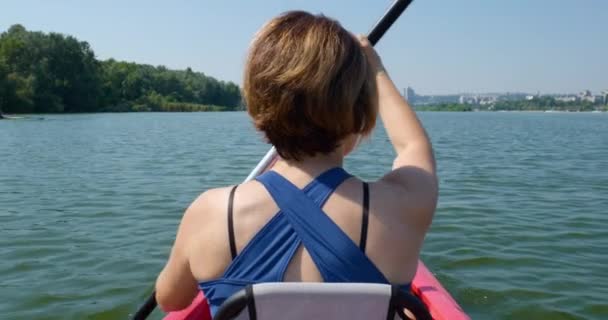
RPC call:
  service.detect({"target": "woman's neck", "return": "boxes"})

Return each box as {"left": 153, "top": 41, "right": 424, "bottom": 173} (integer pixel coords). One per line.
{"left": 272, "top": 151, "right": 344, "bottom": 184}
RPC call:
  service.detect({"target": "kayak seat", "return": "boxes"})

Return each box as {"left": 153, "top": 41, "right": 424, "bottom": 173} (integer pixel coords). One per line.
{"left": 214, "top": 282, "right": 431, "bottom": 320}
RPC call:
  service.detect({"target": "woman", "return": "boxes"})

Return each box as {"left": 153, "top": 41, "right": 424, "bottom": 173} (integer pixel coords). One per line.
{"left": 155, "top": 11, "right": 437, "bottom": 317}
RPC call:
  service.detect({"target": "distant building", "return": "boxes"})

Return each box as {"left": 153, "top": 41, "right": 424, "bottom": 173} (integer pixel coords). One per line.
{"left": 525, "top": 95, "right": 535, "bottom": 101}
{"left": 404, "top": 87, "right": 416, "bottom": 103}
{"left": 479, "top": 96, "right": 497, "bottom": 105}
{"left": 459, "top": 95, "right": 481, "bottom": 105}
{"left": 602, "top": 90, "right": 608, "bottom": 105}
{"left": 579, "top": 90, "right": 592, "bottom": 97}
{"left": 555, "top": 95, "right": 577, "bottom": 103}
{"left": 594, "top": 96, "right": 604, "bottom": 104}
{"left": 579, "top": 90, "right": 596, "bottom": 103}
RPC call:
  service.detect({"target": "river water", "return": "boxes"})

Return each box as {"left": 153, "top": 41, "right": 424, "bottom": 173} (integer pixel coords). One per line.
{"left": 1, "top": 112, "right": 607, "bottom": 319}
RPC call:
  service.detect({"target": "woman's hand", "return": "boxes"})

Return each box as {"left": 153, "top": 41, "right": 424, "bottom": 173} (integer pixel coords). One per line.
{"left": 358, "top": 35, "right": 385, "bottom": 75}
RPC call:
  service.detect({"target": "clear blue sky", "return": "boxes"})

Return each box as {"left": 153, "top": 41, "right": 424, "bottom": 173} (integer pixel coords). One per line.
{"left": 1, "top": 0, "right": 606, "bottom": 95}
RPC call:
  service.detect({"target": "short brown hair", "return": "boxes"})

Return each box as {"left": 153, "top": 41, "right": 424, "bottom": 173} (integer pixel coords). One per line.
{"left": 244, "top": 11, "right": 377, "bottom": 160}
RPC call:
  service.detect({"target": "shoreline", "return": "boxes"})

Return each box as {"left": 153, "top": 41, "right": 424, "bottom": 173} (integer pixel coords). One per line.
{"left": 1, "top": 110, "right": 245, "bottom": 116}
{"left": 7, "top": 109, "right": 605, "bottom": 115}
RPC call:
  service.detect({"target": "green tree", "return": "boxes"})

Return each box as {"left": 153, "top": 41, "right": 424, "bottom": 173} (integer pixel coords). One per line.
{"left": 0, "top": 24, "right": 242, "bottom": 113}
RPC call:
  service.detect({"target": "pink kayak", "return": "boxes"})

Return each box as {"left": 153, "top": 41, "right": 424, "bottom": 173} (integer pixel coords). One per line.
{"left": 163, "top": 260, "right": 469, "bottom": 320}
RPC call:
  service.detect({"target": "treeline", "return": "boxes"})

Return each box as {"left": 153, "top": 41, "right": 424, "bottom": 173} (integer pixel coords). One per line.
{"left": 0, "top": 25, "right": 241, "bottom": 113}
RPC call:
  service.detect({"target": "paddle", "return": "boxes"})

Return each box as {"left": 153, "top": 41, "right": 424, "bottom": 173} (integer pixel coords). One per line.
{"left": 132, "top": 1, "right": 414, "bottom": 319}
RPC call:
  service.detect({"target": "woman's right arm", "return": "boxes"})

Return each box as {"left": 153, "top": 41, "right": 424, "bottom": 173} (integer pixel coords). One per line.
{"left": 359, "top": 36, "right": 438, "bottom": 227}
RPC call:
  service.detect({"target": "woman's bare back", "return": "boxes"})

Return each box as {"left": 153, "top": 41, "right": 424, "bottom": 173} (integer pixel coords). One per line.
{"left": 185, "top": 164, "right": 431, "bottom": 286}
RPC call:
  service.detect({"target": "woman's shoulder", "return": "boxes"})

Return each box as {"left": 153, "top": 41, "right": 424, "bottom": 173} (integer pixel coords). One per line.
{"left": 174, "top": 186, "right": 237, "bottom": 281}
{"left": 184, "top": 186, "right": 237, "bottom": 223}
{"left": 183, "top": 181, "right": 270, "bottom": 227}
{"left": 367, "top": 172, "right": 437, "bottom": 229}
{"left": 173, "top": 186, "right": 236, "bottom": 247}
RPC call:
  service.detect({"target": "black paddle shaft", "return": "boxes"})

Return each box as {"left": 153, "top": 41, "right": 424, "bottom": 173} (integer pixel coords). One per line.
{"left": 132, "top": 290, "right": 158, "bottom": 320}
{"left": 368, "top": 0, "right": 414, "bottom": 45}
{"left": 132, "top": 1, "right": 414, "bottom": 319}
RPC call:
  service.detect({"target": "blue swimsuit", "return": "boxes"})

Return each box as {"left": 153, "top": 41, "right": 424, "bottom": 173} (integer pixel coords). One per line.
{"left": 198, "top": 167, "right": 411, "bottom": 317}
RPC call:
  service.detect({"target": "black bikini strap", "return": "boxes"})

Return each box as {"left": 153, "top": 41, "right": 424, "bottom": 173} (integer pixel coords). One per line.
{"left": 227, "top": 185, "right": 238, "bottom": 260}
{"left": 360, "top": 182, "right": 369, "bottom": 253}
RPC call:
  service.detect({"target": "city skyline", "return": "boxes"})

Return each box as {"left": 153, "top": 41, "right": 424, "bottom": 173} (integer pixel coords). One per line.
{"left": 1, "top": 0, "right": 606, "bottom": 94}
{"left": 404, "top": 86, "right": 607, "bottom": 106}
{"left": 403, "top": 87, "right": 608, "bottom": 97}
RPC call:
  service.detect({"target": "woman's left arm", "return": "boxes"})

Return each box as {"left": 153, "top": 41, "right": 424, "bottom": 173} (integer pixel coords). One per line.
{"left": 155, "top": 195, "right": 206, "bottom": 311}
